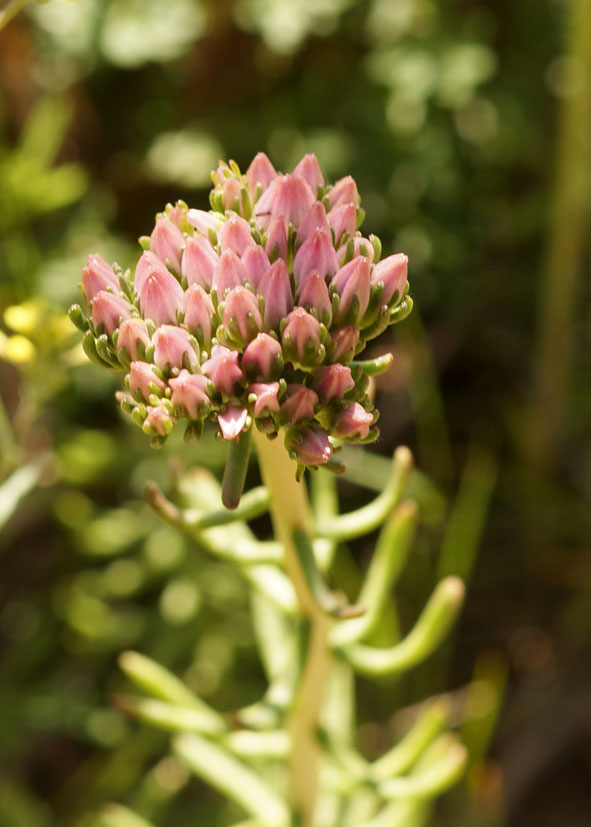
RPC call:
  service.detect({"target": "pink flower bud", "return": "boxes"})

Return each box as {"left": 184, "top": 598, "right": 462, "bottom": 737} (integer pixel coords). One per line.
{"left": 281, "top": 384, "right": 318, "bottom": 424}
{"left": 181, "top": 235, "right": 218, "bottom": 290}
{"left": 214, "top": 249, "right": 248, "bottom": 296}
{"left": 222, "top": 286, "right": 263, "bottom": 344}
{"left": 91, "top": 291, "right": 131, "bottom": 336}
{"left": 296, "top": 270, "right": 333, "bottom": 326}
{"left": 218, "top": 176, "right": 242, "bottom": 211}
{"left": 286, "top": 426, "right": 332, "bottom": 466}
{"left": 371, "top": 253, "right": 408, "bottom": 305}
{"left": 248, "top": 381, "right": 280, "bottom": 417}
{"left": 329, "top": 326, "right": 359, "bottom": 363}
{"left": 134, "top": 251, "right": 170, "bottom": 294}
{"left": 137, "top": 260, "right": 184, "bottom": 327}
{"left": 333, "top": 402, "right": 373, "bottom": 440}
{"left": 264, "top": 216, "right": 288, "bottom": 262}
{"left": 257, "top": 259, "right": 293, "bottom": 331}
{"left": 129, "top": 361, "right": 166, "bottom": 401}
{"left": 246, "top": 152, "right": 277, "bottom": 200}
{"left": 218, "top": 215, "right": 256, "bottom": 257}
{"left": 242, "top": 333, "right": 283, "bottom": 380}
{"left": 338, "top": 234, "right": 375, "bottom": 264}
{"left": 312, "top": 364, "right": 355, "bottom": 403}
{"left": 328, "top": 175, "right": 360, "bottom": 210}
{"left": 165, "top": 202, "right": 187, "bottom": 229}
{"left": 328, "top": 203, "right": 357, "bottom": 245}
{"left": 253, "top": 173, "right": 315, "bottom": 230}
{"left": 82, "top": 254, "right": 120, "bottom": 302}
{"left": 169, "top": 369, "right": 210, "bottom": 418}
{"left": 145, "top": 403, "right": 175, "bottom": 436}
{"left": 296, "top": 201, "right": 330, "bottom": 243}
{"left": 150, "top": 217, "right": 184, "bottom": 272}
{"left": 218, "top": 405, "right": 248, "bottom": 440}
{"left": 242, "top": 245, "right": 270, "bottom": 290}
{"left": 201, "top": 345, "right": 245, "bottom": 397}
{"left": 187, "top": 209, "right": 223, "bottom": 236}
{"left": 183, "top": 284, "right": 215, "bottom": 345}
{"left": 282, "top": 307, "right": 323, "bottom": 363}
{"left": 292, "top": 153, "right": 324, "bottom": 192}
{"left": 331, "top": 256, "right": 371, "bottom": 325}
{"left": 293, "top": 228, "right": 338, "bottom": 285}
{"left": 152, "top": 325, "right": 199, "bottom": 371}
{"left": 116, "top": 318, "right": 152, "bottom": 361}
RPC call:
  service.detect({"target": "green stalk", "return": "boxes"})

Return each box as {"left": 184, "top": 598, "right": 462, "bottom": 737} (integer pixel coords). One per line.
{"left": 252, "top": 430, "right": 331, "bottom": 827}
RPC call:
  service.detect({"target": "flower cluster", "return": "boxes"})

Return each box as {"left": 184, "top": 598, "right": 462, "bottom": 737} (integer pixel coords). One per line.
{"left": 70, "top": 153, "right": 411, "bottom": 470}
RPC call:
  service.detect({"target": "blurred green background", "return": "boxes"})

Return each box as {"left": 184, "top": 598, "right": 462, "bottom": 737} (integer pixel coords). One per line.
{"left": 0, "top": 0, "right": 589, "bottom": 825}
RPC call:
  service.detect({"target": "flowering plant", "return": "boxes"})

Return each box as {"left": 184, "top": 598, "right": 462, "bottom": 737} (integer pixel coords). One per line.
{"left": 70, "top": 154, "right": 465, "bottom": 827}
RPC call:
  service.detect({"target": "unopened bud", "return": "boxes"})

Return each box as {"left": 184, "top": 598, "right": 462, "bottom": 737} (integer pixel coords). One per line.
{"left": 144, "top": 403, "right": 175, "bottom": 436}
{"left": 201, "top": 344, "right": 245, "bottom": 397}
{"left": 328, "top": 203, "right": 357, "bottom": 245}
{"left": 242, "top": 333, "right": 283, "bottom": 380}
{"left": 292, "top": 153, "right": 324, "bottom": 193}
{"left": 181, "top": 235, "right": 218, "bottom": 290}
{"left": 331, "top": 256, "right": 371, "bottom": 325}
{"left": 82, "top": 254, "right": 120, "bottom": 302}
{"left": 281, "top": 307, "right": 324, "bottom": 366}
{"left": 328, "top": 175, "right": 360, "bottom": 210}
{"left": 285, "top": 426, "right": 332, "bottom": 466}
{"left": 222, "top": 286, "right": 263, "bottom": 345}
{"left": 91, "top": 291, "right": 131, "bottom": 336}
{"left": 312, "top": 364, "right": 355, "bottom": 403}
{"left": 246, "top": 152, "right": 277, "bottom": 200}
{"left": 218, "top": 215, "right": 256, "bottom": 257}
{"left": 150, "top": 216, "right": 184, "bottom": 273}
{"left": 137, "top": 261, "right": 184, "bottom": 327}
{"left": 297, "top": 201, "right": 330, "bottom": 243}
{"left": 265, "top": 216, "right": 288, "bottom": 263}
{"left": 281, "top": 384, "right": 318, "bottom": 424}
{"left": 169, "top": 369, "right": 210, "bottom": 418}
{"left": 293, "top": 228, "right": 338, "bottom": 285}
{"left": 183, "top": 284, "right": 215, "bottom": 346}
{"left": 152, "top": 325, "right": 199, "bottom": 371}
{"left": 214, "top": 249, "right": 248, "bottom": 296}
{"left": 296, "top": 271, "right": 332, "bottom": 326}
{"left": 248, "top": 381, "right": 280, "bottom": 417}
{"left": 258, "top": 259, "right": 293, "bottom": 331}
{"left": 116, "top": 318, "right": 152, "bottom": 362}
{"left": 333, "top": 401, "right": 373, "bottom": 439}
{"left": 242, "top": 245, "right": 271, "bottom": 290}
{"left": 253, "top": 173, "right": 315, "bottom": 230}
{"left": 329, "top": 326, "right": 359, "bottom": 363}
{"left": 129, "top": 361, "right": 166, "bottom": 401}
{"left": 218, "top": 405, "right": 248, "bottom": 440}
{"left": 371, "top": 253, "right": 408, "bottom": 305}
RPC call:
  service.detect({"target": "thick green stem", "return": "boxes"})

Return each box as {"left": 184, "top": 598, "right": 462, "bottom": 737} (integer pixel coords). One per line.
{"left": 253, "top": 430, "right": 331, "bottom": 826}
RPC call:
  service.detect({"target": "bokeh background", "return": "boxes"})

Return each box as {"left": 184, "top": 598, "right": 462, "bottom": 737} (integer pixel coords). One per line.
{"left": 0, "top": 1, "right": 589, "bottom": 825}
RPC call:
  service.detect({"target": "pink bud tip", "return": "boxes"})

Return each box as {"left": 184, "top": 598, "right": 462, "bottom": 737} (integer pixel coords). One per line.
{"left": 137, "top": 261, "right": 184, "bottom": 327}
{"left": 129, "top": 361, "right": 166, "bottom": 401}
{"left": 264, "top": 216, "right": 289, "bottom": 263}
{"left": 181, "top": 235, "right": 218, "bottom": 290}
{"left": 286, "top": 427, "right": 332, "bottom": 466}
{"left": 214, "top": 249, "right": 248, "bottom": 296}
{"left": 281, "top": 384, "right": 319, "bottom": 424}
{"left": 328, "top": 175, "right": 360, "bottom": 210}
{"left": 293, "top": 227, "right": 338, "bottom": 285}
{"left": 169, "top": 369, "right": 210, "bottom": 419}
{"left": 297, "top": 201, "right": 330, "bottom": 244}
{"left": 333, "top": 402, "right": 373, "bottom": 440}
{"left": 187, "top": 209, "right": 223, "bottom": 236}
{"left": 242, "top": 245, "right": 271, "bottom": 290}
{"left": 296, "top": 270, "right": 333, "bottom": 326}
{"left": 292, "top": 153, "right": 324, "bottom": 192}
{"left": 371, "top": 253, "right": 408, "bottom": 305}
{"left": 328, "top": 203, "right": 357, "bottom": 245}
{"left": 218, "top": 405, "right": 248, "bottom": 440}
{"left": 338, "top": 234, "right": 375, "bottom": 264}
{"left": 116, "top": 318, "right": 152, "bottom": 361}
{"left": 248, "top": 381, "right": 280, "bottom": 417}
{"left": 329, "top": 326, "right": 359, "bottom": 363}
{"left": 222, "top": 285, "right": 263, "bottom": 343}
{"left": 282, "top": 307, "right": 323, "bottom": 362}
{"left": 150, "top": 216, "right": 184, "bottom": 273}
{"left": 331, "top": 256, "right": 371, "bottom": 325}
{"left": 152, "top": 325, "right": 199, "bottom": 371}
{"left": 145, "top": 404, "right": 175, "bottom": 436}
{"left": 218, "top": 215, "right": 256, "bottom": 257}
{"left": 82, "top": 254, "right": 120, "bottom": 302}
{"left": 242, "top": 333, "right": 283, "bottom": 380}
{"left": 246, "top": 152, "right": 278, "bottom": 200}
{"left": 91, "top": 291, "right": 131, "bottom": 337}
{"left": 183, "top": 284, "right": 215, "bottom": 344}
{"left": 201, "top": 344, "right": 245, "bottom": 397}
{"left": 253, "top": 173, "right": 315, "bottom": 230}
{"left": 312, "top": 364, "right": 355, "bottom": 403}
{"left": 257, "top": 259, "right": 293, "bottom": 331}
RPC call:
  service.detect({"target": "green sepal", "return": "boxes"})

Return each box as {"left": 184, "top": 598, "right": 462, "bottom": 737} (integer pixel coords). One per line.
{"left": 68, "top": 303, "right": 89, "bottom": 332}
{"left": 350, "top": 352, "right": 394, "bottom": 377}
{"left": 82, "top": 330, "right": 113, "bottom": 368}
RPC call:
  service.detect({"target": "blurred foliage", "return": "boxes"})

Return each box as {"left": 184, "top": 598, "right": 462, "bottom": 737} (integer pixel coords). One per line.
{"left": 0, "top": 0, "right": 589, "bottom": 825}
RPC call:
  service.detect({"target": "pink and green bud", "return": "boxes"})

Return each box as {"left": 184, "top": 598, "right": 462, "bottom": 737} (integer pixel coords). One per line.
{"left": 187, "top": 208, "right": 223, "bottom": 237}
{"left": 242, "top": 333, "right": 283, "bottom": 380}
{"left": 371, "top": 253, "right": 408, "bottom": 305}
{"left": 129, "top": 361, "right": 166, "bottom": 401}
{"left": 281, "top": 307, "right": 325, "bottom": 366}
{"left": 338, "top": 234, "right": 375, "bottom": 265}
{"left": 329, "top": 325, "right": 359, "bottom": 363}
{"left": 181, "top": 235, "right": 218, "bottom": 290}
{"left": 218, "top": 215, "right": 256, "bottom": 257}
{"left": 218, "top": 405, "right": 248, "bottom": 440}
{"left": 333, "top": 402, "right": 373, "bottom": 440}
{"left": 137, "top": 261, "right": 184, "bottom": 327}
{"left": 293, "top": 228, "right": 338, "bottom": 285}
{"left": 312, "top": 364, "right": 355, "bottom": 403}
{"left": 183, "top": 284, "right": 215, "bottom": 346}
{"left": 246, "top": 152, "right": 277, "bottom": 200}
{"left": 216, "top": 174, "right": 242, "bottom": 212}
{"left": 242, "top": 245, "right": 271, "bottom": 290}
{"left": 134, "top": 251, "right": 170, "bottom": 295}
{"left": 150, "top": 216, "right": 184, "bottom": 273}
{"left": 258, "top": 259, "right": 293, "bottom": 331}
{"left": 116, "top": 318, "right": 152, "bottom": 362}
{"left": 331, "top": 256, "right": 371, "bottom": 325}
{"left": 82, "top": 254, "right": 120, "bottom": 302}
{"left": 253, "top": 173, "right": 315, "bottom": 230}
{"left": 264, "top": 216, "right": 288, "bottom": 263}
{"left": 222, "top": 286, "right": 263, "bottom": 345}
{"left": 292, "top": 153, "right": 324, "bottom": 193}
{"left": 328, "top": 175, "right": 360, "bottom": 210}
{"left": 281, "top": 384, "right": 318, "bottom": 424}
{"left": 328, "top": 203, "right": 357, "bottom": 245}
{"left": 296, "top": 201, "right": 330, "bottom": 243}
{"left": 296, "top": 271, "right": 332, "bottom": 326}
{"left": 248, "top": 381, "right": 280, "bottom": 417}
{"left": 91, "top": 291, "right": 131, "bottom": 337}
{"left": 285, "top": 426, "right": 332, "bottom": 466}
{"left": 214, "top": 249, "right": 248, "bottom": 296}
{"left": 152, "top": 325, "right": 199, "bottom": 372}
{"left": 144, "top": 403, "right": 175, "bottom": 437}
{"left": 169, "top": 369, "right": 210, "bottom": 419}
{"left": 201, "top": 344, "right": 245, "bottom": 397}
